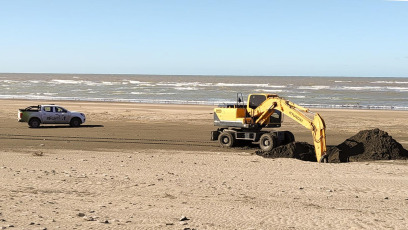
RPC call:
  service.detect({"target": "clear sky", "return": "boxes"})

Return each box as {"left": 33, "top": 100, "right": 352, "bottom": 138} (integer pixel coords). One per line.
{"left": 0, "top": 0, "right": 407, "bottom": 77}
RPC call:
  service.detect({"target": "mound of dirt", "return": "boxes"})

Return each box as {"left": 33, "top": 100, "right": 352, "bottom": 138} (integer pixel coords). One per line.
{"left": 328, "top": 128, "right": 408, "bottom": 162}
{"left": 256, "top": 142, "right": 317, "bottom": 162}
{"left": 257, "top": 128, "right": 408, "bottom": 163}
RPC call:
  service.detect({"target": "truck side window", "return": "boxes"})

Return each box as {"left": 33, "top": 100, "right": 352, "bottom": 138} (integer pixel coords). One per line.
{"left": 44, "top": 106, "right": 53, "bottom": 112}
{"left": 56, "top": 107, "right": 67, "bottom": 113}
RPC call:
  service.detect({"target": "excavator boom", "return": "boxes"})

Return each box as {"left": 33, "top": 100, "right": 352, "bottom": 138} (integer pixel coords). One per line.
{"left": 251, "top": 95, "right": 327, "bottom": 162}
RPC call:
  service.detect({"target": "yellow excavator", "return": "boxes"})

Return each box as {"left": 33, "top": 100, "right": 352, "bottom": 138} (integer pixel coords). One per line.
{"left": 211, "top": 93, "right": 327, "bottom": 162}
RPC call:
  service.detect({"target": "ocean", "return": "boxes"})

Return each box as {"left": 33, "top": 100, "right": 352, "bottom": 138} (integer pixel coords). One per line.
{"left": 1, "top": 73, "right": 407, "bottom": 110}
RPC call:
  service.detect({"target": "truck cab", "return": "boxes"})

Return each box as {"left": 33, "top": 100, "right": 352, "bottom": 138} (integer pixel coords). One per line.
{"left": 40, "top": 105, "right": 71, "bottom": 124}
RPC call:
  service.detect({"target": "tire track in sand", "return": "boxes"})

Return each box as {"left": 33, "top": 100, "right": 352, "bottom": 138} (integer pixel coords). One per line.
{"left": 0, "top": 133, "right": 217, "bottom": 147}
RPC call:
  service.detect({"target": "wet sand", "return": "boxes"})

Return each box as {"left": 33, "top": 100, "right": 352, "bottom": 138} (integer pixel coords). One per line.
{"left": 1, "top": 99, "right": 408, "bottom": 229}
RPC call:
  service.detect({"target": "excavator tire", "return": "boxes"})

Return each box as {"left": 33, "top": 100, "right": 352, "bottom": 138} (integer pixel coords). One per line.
{"left": 283, "top": 131, "right": 295, "bottom": 145}
{"left": 218, "top": 132, "right": 235, "bottom": 148}
{"left": 259, "top": 133, "right": 277, "bottom": 152}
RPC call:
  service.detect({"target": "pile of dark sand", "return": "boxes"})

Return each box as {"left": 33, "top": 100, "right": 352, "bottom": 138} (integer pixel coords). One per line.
{"left": 257, "top": 129, "right": 408, "bottom": 163}
{"left": 256, "top": 142, "right": 318, "bottom": 162}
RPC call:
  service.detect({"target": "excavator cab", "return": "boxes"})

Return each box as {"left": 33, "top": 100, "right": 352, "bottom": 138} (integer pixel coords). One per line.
{"left": 248, "top": 94, "right": 282, "bottom": 128}
{"left": 248, "top": 94, "right": 267, "bottom": 109}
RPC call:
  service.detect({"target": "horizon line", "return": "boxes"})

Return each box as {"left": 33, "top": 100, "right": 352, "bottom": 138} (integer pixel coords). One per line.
{"left": 0, "top": 72, "right": 407, "bottom": 78}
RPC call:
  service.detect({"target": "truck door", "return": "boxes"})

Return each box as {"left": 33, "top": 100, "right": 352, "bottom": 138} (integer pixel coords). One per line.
{"left": 41, "top": 106, "right": 66, "bottom": 124}
{"left": 41, "top": 106, "right": 55, "bottom": 124}
{"left": 55, "top": 106, "right": 69, "bottom": 124}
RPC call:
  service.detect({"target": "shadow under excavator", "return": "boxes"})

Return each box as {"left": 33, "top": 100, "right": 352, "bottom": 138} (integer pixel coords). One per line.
{"left": 32, "top": 125, "right": 104, "bottom": 129}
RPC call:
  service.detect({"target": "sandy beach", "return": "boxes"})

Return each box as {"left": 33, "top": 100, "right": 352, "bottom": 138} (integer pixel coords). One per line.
{"left": 1, "top": 99, "right": 408, "bottom": 229}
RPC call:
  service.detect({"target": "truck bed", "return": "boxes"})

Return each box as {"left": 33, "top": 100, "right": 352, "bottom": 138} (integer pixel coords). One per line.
{"left": 19, "top": 106, "right": 40, "bottom": 112}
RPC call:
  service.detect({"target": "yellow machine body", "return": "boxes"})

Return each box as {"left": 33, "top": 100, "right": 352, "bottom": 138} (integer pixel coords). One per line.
{"left": 213, "top": 93, "right": 327, "bottom": 162}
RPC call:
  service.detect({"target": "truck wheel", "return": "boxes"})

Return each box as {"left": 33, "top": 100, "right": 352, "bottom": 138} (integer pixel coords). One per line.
{"left": 28, "top": 118, "right": 41, "bottom": 128}
{"left": 259, "top": 133, "right": 277, "bottom": 151}
{"left": 218, "top": 132, "right": 235, "bottom": 148}
{"left": 70, "top": 118, "right": 81, "bottom": 127}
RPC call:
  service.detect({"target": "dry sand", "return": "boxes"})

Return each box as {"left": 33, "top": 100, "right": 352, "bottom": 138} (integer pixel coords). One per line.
{"left": 1, "top": 99, "right": 408, "bottom": 229}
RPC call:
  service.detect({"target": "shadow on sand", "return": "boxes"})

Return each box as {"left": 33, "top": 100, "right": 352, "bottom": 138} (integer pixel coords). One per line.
{"left": 32, "top": 125, "right": 104, "bottom": 129}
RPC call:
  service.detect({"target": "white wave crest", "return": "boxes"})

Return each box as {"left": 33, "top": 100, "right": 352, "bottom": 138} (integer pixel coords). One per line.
{"left": 174, "top": 87, "right": 199, "bottom": 91}
{"left": 387, "top": 87, "right": 408, "bottom": 91}
{"left": 334, "top": 80, "right": 352, "bottom": 83}
{"left": 216, "top": 83, "right": 286, "bottom": 88}
{"left": 51, "top": 79, "right": 83, "bottom": 84}
{"left": 157, "top": 82, "right": 212, "bottom": 87}
{"left": 287, "top": 95, "right": 306, "bottom": 99}
{"left": 128, "top": 80, "right": 151, "bottom": 85}
{"left": 371, "top": 81, "right": 408, "bottom": 84}
{"left": 340, "top": 86, "right": 382, "bottom": 91}
{"left": 102, "top": 81, "right": 121, "bottom": 86}
{"left": 254, "top": 89, "right": 283, "bottom": 93}
{"left": 298, "top": 86, "right": 330, "bottom": 90}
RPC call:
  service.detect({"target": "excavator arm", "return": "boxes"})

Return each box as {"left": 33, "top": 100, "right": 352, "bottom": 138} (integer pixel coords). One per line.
{"left": 250, "top": 95, "right": 327, "bottom": 162}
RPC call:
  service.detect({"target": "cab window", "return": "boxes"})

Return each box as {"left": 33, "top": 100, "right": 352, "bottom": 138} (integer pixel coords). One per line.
{"left": 56, "top": 107, "right": 67, "bottom": 113}
{"left": 43, "top": 106, "right": 53, "bottom": 112}
{"left": 248, "top": 95, "right": 267, "bottom": 109}
{"left": 270, "top": 110, "right": 282, "bottom": 124}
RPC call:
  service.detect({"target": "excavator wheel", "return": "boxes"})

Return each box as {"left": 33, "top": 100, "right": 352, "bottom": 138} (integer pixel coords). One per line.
{"left": 259, "top": 133, "right": 277, "bottom": 152}
{"left": 283, "top": 131, "right": 295, "bottom": 145}
{"left": 218, "top": 132, "right": 235, "bottom": 148}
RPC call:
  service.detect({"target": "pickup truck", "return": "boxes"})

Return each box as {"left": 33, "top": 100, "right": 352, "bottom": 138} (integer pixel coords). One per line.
{"left": 18, "top": 105, "right": 86, "bottom": 128}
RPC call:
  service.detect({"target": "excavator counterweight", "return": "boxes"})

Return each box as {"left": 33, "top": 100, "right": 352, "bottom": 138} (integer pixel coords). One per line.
{"left": 211, "top": 93, "right": 327, "bottom": 162}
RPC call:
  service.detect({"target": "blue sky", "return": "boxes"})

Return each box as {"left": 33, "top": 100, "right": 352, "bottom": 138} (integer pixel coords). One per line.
{"left": 0, "top": 0, "right": 407, "bottom": 77}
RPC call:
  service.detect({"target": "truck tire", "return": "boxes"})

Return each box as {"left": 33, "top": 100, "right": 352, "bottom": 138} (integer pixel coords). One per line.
{"left": 28, "top": 118, "right": 41, "bottom": 128}
{"left": 259, "top": 133, "right": 277, "bottom": 151}
{"left": 70, "top": 118, "right": 81, "bottom": 127}
{"left": 218, "top": 132, "right": 235, "bottom": 148}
